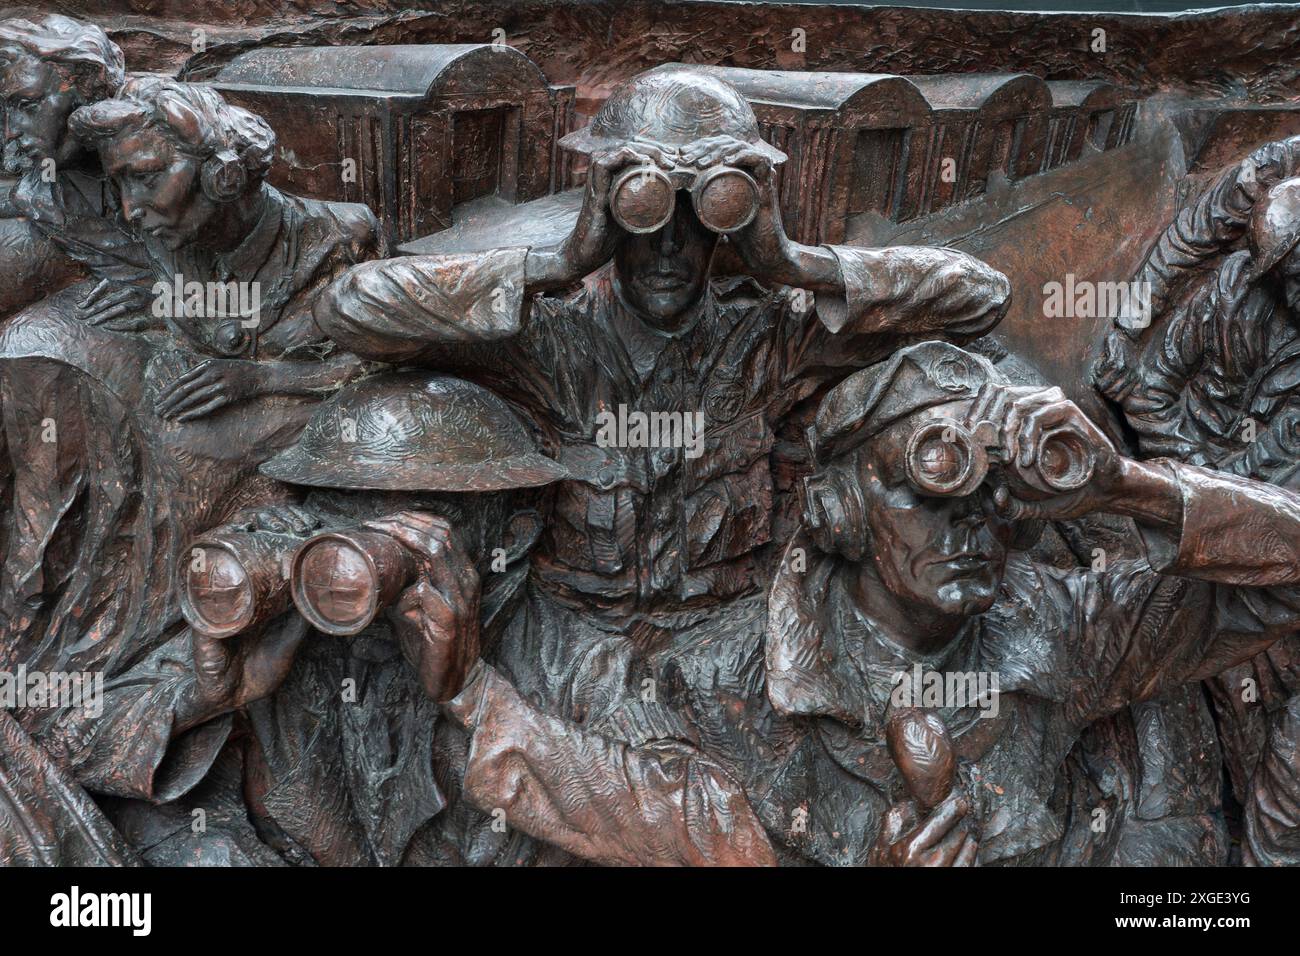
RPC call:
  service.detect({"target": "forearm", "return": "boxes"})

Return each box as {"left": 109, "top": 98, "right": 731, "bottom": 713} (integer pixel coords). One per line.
{"left": 524, "top": 241, "right": 587, "bottom": 292}
{"left": 813, "top": 244, "right": 1011, "bottom": 337}
{"left": 267, "top": 352, "right": 368, "bottom": 396}
{"left": 1099, "top": 457, "right": 1184, "bottom": 531}
{"left": 445, "top": 661, "right": 777, "bottom": 866}
{"left": 1132, "top": 461, "right": 1300, "bottom": 586}
{"left": 314, "top": 249, "right": 529, "bottom": 363}
{"left": 763, "top": 240, "right": 842, "bottom": 292}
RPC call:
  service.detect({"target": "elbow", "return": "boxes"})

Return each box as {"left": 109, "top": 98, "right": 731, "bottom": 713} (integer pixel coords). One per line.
{"left": 940, "top": 253, "right": 1012, "bottom": 340}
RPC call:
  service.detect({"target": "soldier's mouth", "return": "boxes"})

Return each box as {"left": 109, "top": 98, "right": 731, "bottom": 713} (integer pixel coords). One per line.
{"left": 938, "top": 553, "right": 988, "bottom": 574}
{"left": 639, "top": 272, "right": 688, "bottom": 290}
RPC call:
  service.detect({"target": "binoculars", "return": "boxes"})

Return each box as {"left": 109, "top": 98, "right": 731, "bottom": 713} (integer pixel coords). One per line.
{"left": 181, "top": 526, "right": 416, "bottom": 638}
{"left": 609, "top": 164, "right": 760, "bottom": 235}
{"left": 903, "top": 415, "right": 1096, "bottom": 499}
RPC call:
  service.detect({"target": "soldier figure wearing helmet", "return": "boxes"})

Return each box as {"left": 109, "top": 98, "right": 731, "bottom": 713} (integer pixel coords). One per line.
{"left": 32, "top": 370, "right": 577, "bottom": 865}
{"left": 311, "top": 66, "right": 1009, "bottom": 863}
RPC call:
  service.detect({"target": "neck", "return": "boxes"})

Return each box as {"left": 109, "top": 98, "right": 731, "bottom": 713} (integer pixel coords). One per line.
{"left": 200, "top": 182, "right": 270, "bottom": 255}
{"left": 847, "top": 562, "right": 966, "bottom": 657}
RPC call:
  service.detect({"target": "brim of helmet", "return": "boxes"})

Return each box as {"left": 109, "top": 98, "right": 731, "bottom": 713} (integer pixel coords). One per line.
{"left": 259, "top": 449, "right": 569, "bottom": 493}
{"left": 558, "top": 126, "right": 787, "bottom": 165}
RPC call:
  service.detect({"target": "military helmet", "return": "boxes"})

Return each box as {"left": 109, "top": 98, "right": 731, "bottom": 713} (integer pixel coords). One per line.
{"left": 559, "top": 64, "right": 786, "bottom": 165}
{"left": 1248, "top": 177, "right": 1300, "bottom": 277}
{"left": 260, "top": 370, "right": 567, "bottom": 492}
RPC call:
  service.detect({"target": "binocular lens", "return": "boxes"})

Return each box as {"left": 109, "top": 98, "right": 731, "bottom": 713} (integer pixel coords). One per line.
{"left": 904, "top": 420, "right": 984, "bottom": 498}
{"left": 185, "top": 548, "right": 255, "bottom": 635}
{"left": 1035, "top": 428, "right": 1095, "bottom": 492}
{"left": 610, "top": 167, "right": 676, "bottom": 234}
{"left": 692, "top": 167, "right": 760, "bottom": 234}
{"left": 296, "top": 539, "right": 374, "bottom": 634}
{"left": 180, "top": 530, "right": 300, "bottom": 638}
{"left": 291, "top": 530, "right": 416, "bottom": 636}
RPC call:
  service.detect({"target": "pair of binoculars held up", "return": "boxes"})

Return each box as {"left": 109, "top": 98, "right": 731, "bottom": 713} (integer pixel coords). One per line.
{"left": 903, "top": 416, "right": 1096, "bottom": 500}
{"left": 609, "top": 164, "right": 761, "bottom": 235}
{"left": 181, "top": 527, "right": 417, "bottom": 639}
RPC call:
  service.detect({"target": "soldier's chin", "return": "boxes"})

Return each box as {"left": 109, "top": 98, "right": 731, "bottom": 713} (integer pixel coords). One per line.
{"left": 930, "top": 578, "right": 998, "bottom": 617}
{"left": 631, "top": 287, "right": 697, "bottom": 327}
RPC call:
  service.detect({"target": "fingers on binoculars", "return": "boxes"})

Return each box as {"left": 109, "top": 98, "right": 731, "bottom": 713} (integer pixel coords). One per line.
{"left": 678, "top": 135, "right": 741, "bottom": 165}
{"left": 1017, "top": 398, "right": 1074, "bottom": 471}
{"left": 363, "top": 512, "right": 476, "bottom": 594}
{"left": 1001, "top": 387, "right": 1066, "bottom": 468}
{"left": 192, "top": 628, "right": 235, "bottom": 682}
{"left": 256, "top": 504, "right": 317, "bottom": 535}
{"left": 596, "top": 143, "right": 675, "bottom": 173}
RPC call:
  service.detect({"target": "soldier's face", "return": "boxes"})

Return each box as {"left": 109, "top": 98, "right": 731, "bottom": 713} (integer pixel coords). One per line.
{"left": 0, "top": 51, "right": 81, "bottom": 174}
{"left": 857, "top": 407, "right": 1013, "bottom": 619}
{"left": 101, "top": 126, "right": 216, "bottom": 250}
{"left": 614, "top": 191, "right": 719, "bottom": 330}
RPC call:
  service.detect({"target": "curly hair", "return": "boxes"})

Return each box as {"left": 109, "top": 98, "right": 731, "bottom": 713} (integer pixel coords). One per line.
{"left": 70, "top": 75, "right": 275, "bottom": 186}
{"left": 0, "top": 14, "right": 125, "bottom": 104}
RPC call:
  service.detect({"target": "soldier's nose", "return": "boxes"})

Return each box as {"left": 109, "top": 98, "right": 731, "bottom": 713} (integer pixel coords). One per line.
{"left": 120, "top": 195, "right": 144, "bottom": 223}
{"left": 657, "top": 205, "right": 680, "bottom": 255}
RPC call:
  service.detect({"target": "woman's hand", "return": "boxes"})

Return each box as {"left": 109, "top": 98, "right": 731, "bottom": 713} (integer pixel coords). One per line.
{"left": 155, "top": 358, "right": 270, "bottom": 422}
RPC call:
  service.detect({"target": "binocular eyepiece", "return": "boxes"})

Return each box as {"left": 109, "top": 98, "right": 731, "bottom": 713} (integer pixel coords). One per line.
{"left": 290, "top": 529, "right": 417, "bottom": 637}
{"left": 903, "top": 417, "right": 1096, "bottom": 499}
{"left": 181, "top": 526, "right": 417, "bottom": 638}
{"left": 180, "top": 530, "right": 300, "bottom": 638}
{"left": 609, "top": 164, "right": 760, "bottom": 235}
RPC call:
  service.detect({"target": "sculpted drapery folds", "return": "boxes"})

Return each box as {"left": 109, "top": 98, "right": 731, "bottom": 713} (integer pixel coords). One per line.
{"left": 309, "top": 66, "right": 1010, "bottom": 864}
{"left": 1095, "top": 136, "right": 1300, "bottom": 866}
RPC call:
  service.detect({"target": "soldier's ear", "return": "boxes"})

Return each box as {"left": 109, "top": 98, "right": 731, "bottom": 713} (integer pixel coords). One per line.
{"left": 499, "top": 509, "right": 544, "bottom": 564}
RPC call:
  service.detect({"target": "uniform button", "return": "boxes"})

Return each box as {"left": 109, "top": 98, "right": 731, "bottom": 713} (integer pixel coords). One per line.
{"left": 662, "top": 367, "right": 676, "bottom": 384}
{"left": 597, "top": 465, "right": 616, "bottom": 487}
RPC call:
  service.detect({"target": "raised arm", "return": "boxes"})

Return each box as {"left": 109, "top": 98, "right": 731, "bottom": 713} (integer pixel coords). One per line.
{"left": 991, "top": 389, "right": 1300, "bottom": 725}
{"left": 683, "top": 135, "right": 1010, "bottom": 343}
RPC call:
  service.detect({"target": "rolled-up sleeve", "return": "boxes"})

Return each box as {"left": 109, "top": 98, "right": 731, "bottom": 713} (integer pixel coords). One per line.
{"left": 816, "top": 244, "right": 1010, "bottom": 339}
{"left": 444, "top": 662, "right": 777, "bottom": 867}
{"left": 313, "top": 247, "right": 530, "bottom": 363}
{"left": 1139, "top": 461, "right": 1300, "bottom": 587}
{"left": 39, "top": 635, "right": 231, "bottom": 804}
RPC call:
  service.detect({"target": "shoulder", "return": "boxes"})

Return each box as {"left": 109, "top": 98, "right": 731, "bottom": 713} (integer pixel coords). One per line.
{"left": 282, "top": 189, "right": 384, "bottom": 256}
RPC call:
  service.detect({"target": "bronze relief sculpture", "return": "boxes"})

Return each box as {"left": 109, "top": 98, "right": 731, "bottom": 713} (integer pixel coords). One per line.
{"left": 0, "top": 3, "right": 1299, "bottom": 875}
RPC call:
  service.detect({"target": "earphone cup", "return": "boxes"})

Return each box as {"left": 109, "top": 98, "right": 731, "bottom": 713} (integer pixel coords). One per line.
{"left": 801, "top": 470, "right": 867, "bottom": 561}
{"left": 201, "top": 150, "right": 247, "bottom": 203}
{"left": 829, "top": 472, "right": 867, "bottom": 562}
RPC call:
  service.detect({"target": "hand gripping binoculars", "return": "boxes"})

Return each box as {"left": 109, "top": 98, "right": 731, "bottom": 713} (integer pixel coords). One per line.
{"left": 182, "top": 526, "right": 417, "bottom": 639}
{"left": 609, "top": 164, "right": 761, "bottom": 235}
{"left": 902, "top": 413, "right": 1096, "bottom": 499}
